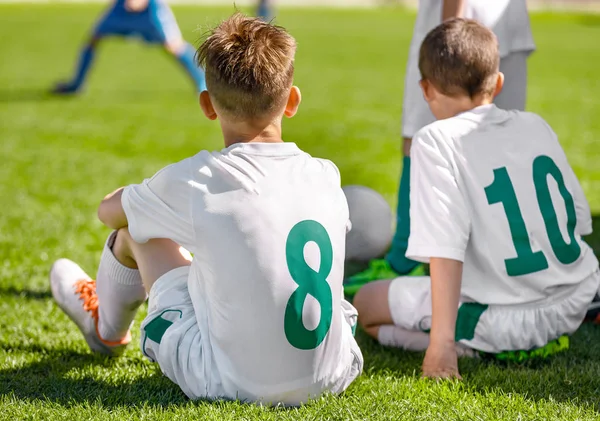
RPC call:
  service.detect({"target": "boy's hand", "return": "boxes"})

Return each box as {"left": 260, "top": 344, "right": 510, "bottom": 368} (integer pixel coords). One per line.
{"left": 425, "top": 257, "right": 463, "bottom": 380}
{"left": 422, "top": 340, "right": 461, "bottom": 379}
{"left": 125, "top": 0, "right": 149, "bottom": 12}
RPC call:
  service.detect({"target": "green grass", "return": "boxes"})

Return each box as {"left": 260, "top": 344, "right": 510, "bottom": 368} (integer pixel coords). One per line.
{"left": 1, "top": 4, "right": 600, "bottom": 420}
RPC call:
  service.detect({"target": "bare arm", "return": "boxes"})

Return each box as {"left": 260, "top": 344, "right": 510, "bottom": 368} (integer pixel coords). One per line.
{"left": 442, "top": 0, "right": 466, "bottom": 21}
{"left": 422, "top": 257, "right": 463, "bottom": 379}
{"left": 98, "top": 187, "right": 128, "bottom": 230}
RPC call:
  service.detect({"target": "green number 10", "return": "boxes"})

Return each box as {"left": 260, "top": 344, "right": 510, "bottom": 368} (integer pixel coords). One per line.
{"left": 484, "top": 155, "right": 581, "bottom": 276}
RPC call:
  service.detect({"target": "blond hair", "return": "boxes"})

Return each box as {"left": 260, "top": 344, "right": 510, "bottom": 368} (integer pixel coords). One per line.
{"left": 196, "top": 13, "right": 297, "bottom": 119}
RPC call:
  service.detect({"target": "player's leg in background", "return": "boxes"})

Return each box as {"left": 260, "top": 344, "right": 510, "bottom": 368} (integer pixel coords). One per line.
{"left": 52, "top": 4, "right": 122, "bottom": 94}
{"left": 257, "top": 0, "right": 274, "bottom": 21}
{"left": 354, "top": 277, "right": 476, "bottom": 357}
{"left": 344, "top": 56, "right": 429, "bottom": 290}
{"left": 53, "top": 34, "right": 102, "bottom": 94}
{"left": 151, "top": 2, "right": 206, "bottom": 92}
{"left": 384, "top": 60, "right": 435, "bottom": 276}
{"left": 385, "top": 141, "right": 420, "bottom": 274}
{"left": 493, "top": 51, "right": 529, "bottom": 111}
{"left": 164, "top": 39, "right": 206, "bottom": 92}
{"left": 353, "top": 279, "right": 431, "bottom": 350}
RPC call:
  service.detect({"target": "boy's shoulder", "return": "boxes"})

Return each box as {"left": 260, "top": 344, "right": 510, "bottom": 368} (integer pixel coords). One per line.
{"left": 201, "top": 143, "right": 343, "bottom": 187}
{"left": 415, "top": 107, "right": 554, "bottom": 147}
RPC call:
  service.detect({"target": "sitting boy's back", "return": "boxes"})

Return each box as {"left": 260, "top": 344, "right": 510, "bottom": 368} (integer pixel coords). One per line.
{"left": 352, "top": 18, "right": 599, "bottom": 379}
{"left": 50, "top": 13, "right": 362, "bottom": 406}
{"left": 126, "top": 142, "right": 360, "bottom": 402}
{"left": 405, "top": 18, "right": 600, "bottom": 361}
{"left": 125, "top": 14, "right": 363, "bottom": 404}
{"left": 411, "top": 105, "right": 598, "bottom": 306}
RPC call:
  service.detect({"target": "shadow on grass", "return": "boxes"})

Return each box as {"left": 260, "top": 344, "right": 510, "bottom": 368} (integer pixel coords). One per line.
{"left": 357, "top": 325, "right": 600, "bottom": 412}
{"left": 579, "top": 13, "right": 600, "bottom": 27}
{"left": 2, "top": 216, "right": 600, "bottom": 410}
{"left": 0, "top": 88, "right": 189, "bottom": 104}
{"left": 0, "top": 89, "right": 59, "bottom": 103}
{"left": 0, "top": 344, "right": 189, "bottom": 408}
{"left": 0, "top": 285, "right": 52, "bottom": 300}
{"left": 1, "top": 320, "right": 599, "bottom": 413}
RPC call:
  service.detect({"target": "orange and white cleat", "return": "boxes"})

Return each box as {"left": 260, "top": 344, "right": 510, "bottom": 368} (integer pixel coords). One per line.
{"left": 50, "top": 258, "right": 130, "bottom": 356}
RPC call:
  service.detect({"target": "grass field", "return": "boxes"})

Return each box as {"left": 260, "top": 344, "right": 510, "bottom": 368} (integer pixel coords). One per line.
{"left": 2, "top": 4, "right": 600, "bottom": 420}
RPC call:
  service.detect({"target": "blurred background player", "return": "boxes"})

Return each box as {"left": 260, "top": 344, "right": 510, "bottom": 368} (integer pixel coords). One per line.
{"left": 345, "top": 0, "right": 536, "bottom": 294}
{"left": 52, "top": 0, "right": 206, "bottom": 95}
{"left": 257, "top": 0, "right": 274, "bottom": 21}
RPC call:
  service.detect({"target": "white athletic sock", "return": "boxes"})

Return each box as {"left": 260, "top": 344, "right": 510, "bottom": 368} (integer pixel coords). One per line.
{"left": 96, "top": 231, "right": 147, "bottom": 342}
{"left": 377, "top": 325, "right": 477, "bottom": 357}
{"left": 378, "top": 325, "right": 430, "bottom": 351}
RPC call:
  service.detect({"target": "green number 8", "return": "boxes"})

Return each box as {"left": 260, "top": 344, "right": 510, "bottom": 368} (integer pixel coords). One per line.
{"left": 284, "top": 220, "right": 333, "bottom": 350}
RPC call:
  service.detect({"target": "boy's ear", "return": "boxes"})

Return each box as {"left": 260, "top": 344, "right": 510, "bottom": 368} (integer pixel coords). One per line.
{"left": 419, "top": 79, "right": 434, "bottom": 103}
{"left": 284, "top": 86, "right": 301, "bottom": 118}
{"left": 493, "top": 72, "right": 505, "bottom": 98}
{"left": 199, "top": 91, "right": 218, "bottom": 120}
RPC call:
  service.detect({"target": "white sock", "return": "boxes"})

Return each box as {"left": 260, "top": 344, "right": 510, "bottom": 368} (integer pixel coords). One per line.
{"left": 377, "top": 325, "right": 477, "bottom": 357}
{"left": 378, "top": 325, "right": 430, "bottom": 351}
{"left": 96, "top": 231, "right": 147, "bottom": 342}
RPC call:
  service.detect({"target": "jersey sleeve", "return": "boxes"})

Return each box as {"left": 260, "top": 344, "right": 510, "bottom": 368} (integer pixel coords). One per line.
{"left": 121, "top": 158, "right": 195, "bottom": 248}
{"left": 406, "top": 129, "right": 471, "bottom": 263}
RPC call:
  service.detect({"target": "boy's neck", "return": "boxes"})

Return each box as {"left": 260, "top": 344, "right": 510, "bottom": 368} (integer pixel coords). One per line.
{"left": 437, "top": 95, "right": 494, "bottom": 120}
{"left": 220, "top": 120, "right": 284, "bottom": 148}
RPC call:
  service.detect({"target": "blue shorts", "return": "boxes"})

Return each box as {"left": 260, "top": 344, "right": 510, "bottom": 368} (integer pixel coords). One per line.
{"left": 94, "top": 1, "right": 182, "bottom": 44}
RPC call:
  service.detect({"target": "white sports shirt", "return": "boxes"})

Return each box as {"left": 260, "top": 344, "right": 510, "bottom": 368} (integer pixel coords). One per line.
{"left": 121, "top": 142, "right": 361, "bottom": 404}
{"left": 411, "top": 0, "right": 536, "bottom": 58}
{"left": 406, "top": 105, "right": 599, "bottom": 305}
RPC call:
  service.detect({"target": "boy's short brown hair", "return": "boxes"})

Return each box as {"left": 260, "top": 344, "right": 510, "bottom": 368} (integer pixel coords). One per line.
{"left": 419, "top": 18, "right": 500, "bottom": 98}
{"left": 196, "top": 13, "right": 296, "bottom": 120}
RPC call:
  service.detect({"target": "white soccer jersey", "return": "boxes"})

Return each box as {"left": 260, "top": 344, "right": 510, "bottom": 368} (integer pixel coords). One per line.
{"left": 121, "top": 142, "right": 361, "bottom": 404}
{"left": 406, "top": 104, "right": 599, "bottom": 306}
{"left": 411, "top": 0, "right": 536, "bottom": 58}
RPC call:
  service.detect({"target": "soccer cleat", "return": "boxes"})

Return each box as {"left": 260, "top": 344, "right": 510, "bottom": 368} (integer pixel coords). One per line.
{"left": 343, "top": 259, "right": 426, "bottom": 297}
{"left": 50, "top": 258, "right": 130, "bottom": 356}
{"left": 484, "top": 335, "right": 570, "bottom": 363}
{"left": 51, "top": 82, "right": 80, "bottom": 95}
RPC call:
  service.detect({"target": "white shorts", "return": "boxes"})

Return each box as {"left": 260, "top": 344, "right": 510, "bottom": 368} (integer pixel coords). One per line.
{"left": 140, "top": 266, "right": 363, "bottom": 403}
{"left": 386, "top": 270, "right": 600, "bottom": 353}
{"left": 140, "top": 266, "right": 212, "bottom": 400}
{"left": 401, "top": 51, "right": 530, "bottom": 139}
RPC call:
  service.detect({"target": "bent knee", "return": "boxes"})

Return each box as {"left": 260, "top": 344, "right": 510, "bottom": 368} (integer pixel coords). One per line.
{"left": 353, "top": 280, "right": 393, "bottom": 329}
{"left": 164, "top": 39, "right": 185, "bottom": 55}
{"left": 353, "top": 286, "right": 372, "bottom": 324}
{"left": 115, "top": 226, "right": 132, "bottom": 243}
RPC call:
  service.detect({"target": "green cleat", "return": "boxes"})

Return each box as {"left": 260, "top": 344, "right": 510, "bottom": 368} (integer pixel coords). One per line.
{"left": 483, "top": 335, "right": 570, "bottom": 363}
{"left": 344, "top": 259, "right": 426, "bottom": 297}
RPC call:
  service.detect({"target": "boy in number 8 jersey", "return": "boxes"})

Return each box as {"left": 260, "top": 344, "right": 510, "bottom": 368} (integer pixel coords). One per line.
{"left": 353, "top": 19, "right": 599, "bottom": 378}
{"left": 49, "top": 14, "right": 362, "bottom": 404}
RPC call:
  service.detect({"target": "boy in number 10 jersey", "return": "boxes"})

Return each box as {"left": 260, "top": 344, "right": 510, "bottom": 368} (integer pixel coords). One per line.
{"left": 49, "top": 14, "right": 362, "bottom": 404}
{"left": 353, "top": 19, "right": 599, "bottom": 378}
